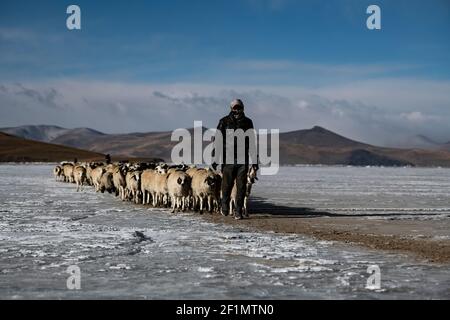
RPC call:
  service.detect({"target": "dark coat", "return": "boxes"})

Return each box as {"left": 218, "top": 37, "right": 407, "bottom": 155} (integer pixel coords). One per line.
{"left": 215, "top": 112, "right": 255, "bottom": 164}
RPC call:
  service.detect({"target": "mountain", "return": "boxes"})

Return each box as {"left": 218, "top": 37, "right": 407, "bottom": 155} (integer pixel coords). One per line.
{"left": 3, "top": 125, "right": 450, "bottom": 166}
{"left": 0, "top": 125, "right": 68, "bottom": 143}
{"left": 279, "top": 126, "right": 368, "bottom": 148}
{"left": 0, "top": 132, "right": 105, "bottom": 162}
{"left": 0, "top": 125, "right": 105, "bottom": 145}
{"left": 399, "top": 134, "right": 450, "bottom": 152}
{"left": 51, "top": 128, "right": 106, "bottom": 148}
{"left": 401, "top": 134, "right": 442, "bottom": 150}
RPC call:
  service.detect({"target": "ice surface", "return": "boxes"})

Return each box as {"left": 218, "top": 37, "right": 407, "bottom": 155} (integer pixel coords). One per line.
{"left": 0, "top": 164, "right": 449, "bottom": 299}
{"left": 254, "top": 166, "right": 450, "bottom": 219}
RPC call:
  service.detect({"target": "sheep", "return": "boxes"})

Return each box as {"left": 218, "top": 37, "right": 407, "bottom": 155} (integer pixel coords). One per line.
{"left": 52, "top": 159, "right": 261, "bottom": 219}
{"left": 91, "top": 166, "right": 106, "bottom": 192}
{"left": 99, "top": 171, "right": 115, "bottom": 194}
{"left": 62, "top": 163, "right": 74, "bottom": 183}
{"left": 186, "top": 166, "right": 202, "bottom": 178}
{"left": 191, "top": 169, "right": 219, "bottom": 213}
{"left": 53, "top": 165, "right": 63, "bottom": 181}
{"left": 112, "top": 166, "right": 127, "bottom": 201}
{"left": 155, "top": 163, "right": 169, "bottom": 174}
{"left": 141, "top": 169, "right": 156, "bottom": 205}
{"left": 73, "top": 165, "right": 87, "bottom": 192}
{"left": 167, "top": 170, "right": 191, "bottom": 213}
{"left": 130, "top": 162, "right": 156, "bottom": 172}
{"left": 86, "top": 162, "right": 102, "bottom": 186}
{"left": 153, "top": 168, "right": 169, "bottom": 207}
{"left": 105, "top": 163, "right": 118, "bottom": 174}
{"left": 184, "top": 167, "right": 203, "bottom": 209}
{"left": 230, "top": 166, "right": 258, "bottom": 217}
{"left": 168, "top": 164, "right": 188, "bottom": 174}
{"left": 125, "top": 170, "right": 142, "bottom": 204}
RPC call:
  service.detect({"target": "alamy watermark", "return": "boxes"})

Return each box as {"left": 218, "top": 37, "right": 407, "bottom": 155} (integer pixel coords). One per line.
{"left": 367, "top": 5, "right": 381, "bottom": 30}
{"left": 366, "top": 265, "right": 381, "bottom": 290}
{"left": 66, "top": 5, "right": 81, "bottom": 30}
{"left": 66, "top": 265, "right": 81, "bottom": 290}
{"left": 66, "top": 4, "right": 380, "bottom": 32}
{"left": 171, "top": 121, "right": 279, "bottom": 175}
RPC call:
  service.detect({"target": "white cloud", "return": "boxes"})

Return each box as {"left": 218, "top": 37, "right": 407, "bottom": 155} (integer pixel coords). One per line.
{"left": 1, "top": 78, "right": 449, "bottom": 147}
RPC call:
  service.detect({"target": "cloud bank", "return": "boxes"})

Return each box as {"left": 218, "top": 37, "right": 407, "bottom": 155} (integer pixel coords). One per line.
{"left": 1, "top": 78, "right": 450, "bottom": 147}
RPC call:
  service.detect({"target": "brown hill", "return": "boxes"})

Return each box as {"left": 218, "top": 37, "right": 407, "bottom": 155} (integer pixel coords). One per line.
{"left": 279, "top": 126, "right": 368, "bottom": 148}
{"left": 0, "top": 132, "right": 105, "bottom": 162}
{"left": 3, "top": 125, "right": 450, "bottom": 167}
{"left": 58, "top": 126, "right": 450, "bottom": 167}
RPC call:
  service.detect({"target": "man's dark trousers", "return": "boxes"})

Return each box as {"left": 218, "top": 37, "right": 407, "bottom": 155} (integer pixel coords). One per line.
{"left": 221, "top": 164, "right": 248, "bottom": 216}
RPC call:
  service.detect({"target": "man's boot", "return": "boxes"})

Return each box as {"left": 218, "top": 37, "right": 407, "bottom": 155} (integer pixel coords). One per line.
{"left": 234, "top": 208, "right": 243, "bottom": 220}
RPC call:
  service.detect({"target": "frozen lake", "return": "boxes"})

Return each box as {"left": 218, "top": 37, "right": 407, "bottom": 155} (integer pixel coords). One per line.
{"left": 255, "top": 166, "right": 450, "bottom": 219}
{"left": 0, "top": 164, "right": 449, "bottom": 299}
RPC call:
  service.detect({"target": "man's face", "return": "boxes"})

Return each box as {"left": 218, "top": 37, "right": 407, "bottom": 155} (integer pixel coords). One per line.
{"left": 231, "top": 105, "right": 244, "bottom": 119}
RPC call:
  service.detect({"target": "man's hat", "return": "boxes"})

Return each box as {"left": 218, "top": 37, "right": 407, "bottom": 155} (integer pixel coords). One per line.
{"left": 230, "top": 99, "right": 244, "bottom": 110}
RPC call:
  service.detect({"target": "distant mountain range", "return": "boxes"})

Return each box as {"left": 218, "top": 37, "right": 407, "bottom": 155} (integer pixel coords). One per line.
{"left": 2, "top": 124, "right": 450, "bottom": 166}
{"left": 401, "top": 134, "right": 450, "bottom": 151}
{"left": 0, "top": 125, "right": 105, "bottom": 144}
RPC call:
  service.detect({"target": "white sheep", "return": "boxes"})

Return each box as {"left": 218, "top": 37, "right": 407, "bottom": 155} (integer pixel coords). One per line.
{"left": 53, "top": 165, "right": 63, "bottom": 181}
{"left": 191, "top": 169, "right": 219, "bottom": 213}
{"left": 141, "top": 169, "right": 156, "bottom": 205}
{"left": 125, "top": 170, "right": 141, "bottom": 204}
{"left": 153, "top": 168, "right": 169, "bottom": 207}
{"left": 91, "top": 166, "right": 105, "bottom": 192}
{"left": 62, "top": 163, "right": 74, "bottom": 183}
{"left": 112, "top": 166, "right": 127, "bottom": 200}
{"left": 86, "top": 163, "right": 101, "bottom": 186}
{"left": 73, "top": 165, "right": 87, "bottom": 192}
{"left": 167, "top": 170, "right": 191, "bottom": 213}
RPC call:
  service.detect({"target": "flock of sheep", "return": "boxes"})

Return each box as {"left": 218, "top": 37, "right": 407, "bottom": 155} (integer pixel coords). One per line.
{"left": 52, "top": 161, "right": 258, "bottom": 217}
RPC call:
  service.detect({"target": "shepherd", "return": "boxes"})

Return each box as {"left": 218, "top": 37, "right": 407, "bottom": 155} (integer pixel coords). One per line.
{"left": 212, "top": 99, "right": 259, "bottom": 220}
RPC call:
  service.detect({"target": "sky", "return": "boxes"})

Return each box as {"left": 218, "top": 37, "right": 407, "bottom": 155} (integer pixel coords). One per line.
{"left": 0, "top": 0, "right": 449, "bottom": 146}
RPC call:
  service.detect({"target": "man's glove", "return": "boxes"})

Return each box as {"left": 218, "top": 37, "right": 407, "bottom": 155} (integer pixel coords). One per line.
{"left": 211, "top": 162, "right": 218, "bottom": 171}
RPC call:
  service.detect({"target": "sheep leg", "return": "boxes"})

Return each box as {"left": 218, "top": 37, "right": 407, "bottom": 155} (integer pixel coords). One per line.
{"left": 199, "top": 197, "right": 204, "bottom": 214}
{"left": 243, "top": 196, "right": 248, "bottom": 217}
{"left": 171, "top": 196, "right": 176, "bottom": 213}
{"left": 207, "top": 196, "right": 212, "bottom": 213}
{"left": 135, "top": 191, "right": 140, "bottom": 204}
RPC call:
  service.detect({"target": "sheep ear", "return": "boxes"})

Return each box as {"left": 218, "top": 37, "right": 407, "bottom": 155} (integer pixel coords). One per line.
{"left": 177, "top": 177, "right": 182, "bottom": 184}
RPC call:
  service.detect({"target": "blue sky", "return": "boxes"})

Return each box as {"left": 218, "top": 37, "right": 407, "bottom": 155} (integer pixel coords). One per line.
{"left": 1, "top": 0, "right": 450, "bottom": 146}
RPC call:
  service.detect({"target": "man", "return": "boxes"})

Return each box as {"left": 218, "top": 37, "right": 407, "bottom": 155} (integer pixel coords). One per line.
{"left": 212, "top": 99, "right": 258, "bottom": 220}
